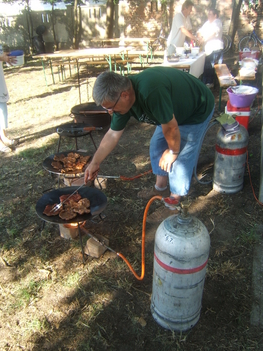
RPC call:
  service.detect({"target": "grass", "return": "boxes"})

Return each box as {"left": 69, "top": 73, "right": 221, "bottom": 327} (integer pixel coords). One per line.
{"left": 236, "top": 225, "right": 261, "bottom": 246}
{"left": 0, "top": 57, "right": 263, "bottom": 351}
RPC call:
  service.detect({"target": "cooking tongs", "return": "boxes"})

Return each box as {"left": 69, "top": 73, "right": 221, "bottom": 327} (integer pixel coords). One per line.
{"left": 50, "top": 183, "right": 85, "bottom": 213}
{"left": 57, "top": 126, "right": 103, "bottom": 134}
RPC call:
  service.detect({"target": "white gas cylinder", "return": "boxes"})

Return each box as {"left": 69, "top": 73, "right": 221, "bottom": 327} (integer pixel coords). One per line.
{"left": 151, "top": 209, "right": 210, "bottom": 331}
{"left": 213, "top": 125, "right": 249, "bottom": 194}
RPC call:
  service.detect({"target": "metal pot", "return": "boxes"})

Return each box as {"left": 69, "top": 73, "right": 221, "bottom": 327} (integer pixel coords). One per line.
{"left": 71, "top": 102, "right": 111, "bottom": 128}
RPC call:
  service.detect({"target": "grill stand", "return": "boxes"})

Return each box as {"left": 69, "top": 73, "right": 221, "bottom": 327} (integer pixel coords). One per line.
{"left": 57, "top": 130, "right": 98, "bottom": 153}
{"left": 78, "top": 223, "right": 86, "bottom": 264}
{"left": 40, "top": 213, "right": 106, "bottom": 264}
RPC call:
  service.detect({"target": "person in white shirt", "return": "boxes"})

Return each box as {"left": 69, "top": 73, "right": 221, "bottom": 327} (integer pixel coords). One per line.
{"left": 166, "top": 0, "right": 197, "bottom": 57}
{"left": 0, "top": 44, "right": 17, "bottom": 153}
{"left": 197, "top": 8, "right": 224, "bottom": 87}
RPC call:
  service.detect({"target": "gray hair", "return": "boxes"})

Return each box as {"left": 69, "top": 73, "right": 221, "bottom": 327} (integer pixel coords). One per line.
{"left": 93, "top": 71, "right": 131, "bottom": 106}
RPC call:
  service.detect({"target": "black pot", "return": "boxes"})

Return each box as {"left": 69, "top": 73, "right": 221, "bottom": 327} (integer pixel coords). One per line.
{"left": 71, "top": 102, "right": 111, "bottom": 128}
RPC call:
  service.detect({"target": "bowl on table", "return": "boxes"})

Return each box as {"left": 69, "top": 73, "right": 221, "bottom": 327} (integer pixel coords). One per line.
{"left": 191, "top": 47, "right": 200, "bottom": 56}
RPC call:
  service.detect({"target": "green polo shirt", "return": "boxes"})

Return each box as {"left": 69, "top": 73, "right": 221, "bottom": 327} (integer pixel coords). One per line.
{"left": 110, "top": 66, "right": 214, "bottom": 131}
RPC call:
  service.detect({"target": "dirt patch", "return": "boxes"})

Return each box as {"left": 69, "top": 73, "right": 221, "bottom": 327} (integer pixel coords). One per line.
{"left": 0, "top": 52, "right": 263, "bottom": 350}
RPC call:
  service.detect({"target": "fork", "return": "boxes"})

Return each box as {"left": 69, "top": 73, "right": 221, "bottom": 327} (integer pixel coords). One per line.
{"left": 50, "top": 183, "right": 85, "bottom": 213}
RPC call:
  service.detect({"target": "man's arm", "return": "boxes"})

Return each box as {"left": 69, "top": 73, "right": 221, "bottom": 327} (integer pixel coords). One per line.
{"left": 180, "top": 27, "right": 197, "bottom": 41}
{"left": 84, "top": 128, "right": 124, "bottom": 182}
{"left": 159, "top": 115, "right": 181, "bottom": 173}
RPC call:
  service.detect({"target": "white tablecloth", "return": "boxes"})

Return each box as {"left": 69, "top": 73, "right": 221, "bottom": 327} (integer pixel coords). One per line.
{"left": 157, "top": 52, "right": 206, "bottom": 78}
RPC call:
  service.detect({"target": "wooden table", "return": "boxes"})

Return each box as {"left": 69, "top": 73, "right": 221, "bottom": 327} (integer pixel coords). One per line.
{"left": 33, "top": 48, "right": 131, "bottom": 102}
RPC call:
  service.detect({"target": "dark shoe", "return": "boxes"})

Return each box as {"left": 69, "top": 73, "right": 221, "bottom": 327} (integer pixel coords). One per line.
{"left": 137, "top": 186, "right": 170, "bottom": 200}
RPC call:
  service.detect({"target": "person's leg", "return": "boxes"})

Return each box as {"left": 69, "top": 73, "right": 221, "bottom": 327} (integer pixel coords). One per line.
{"left": 137, "top": 125, "right": 169, "bottom": 199}
{"left": 150, "top": 125, "right": 169, "bottom": 187}
{"left": 168, "top": 107, "right": 215, "bottom": 201}
{"left": 0, "top": 102, "right": 12, "bottom": 152}
{"left": 0, "top": 102, "right": 15, "bottom": 146}
{"left": 204, "top": 50, "right": 223, "bottom": 86}
{"left": 202, "top": 54, "right": 214, "bottom": 85}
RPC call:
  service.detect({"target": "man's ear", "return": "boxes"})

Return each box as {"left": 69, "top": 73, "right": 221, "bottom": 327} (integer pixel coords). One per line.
{"left": 121, "top": 90, "right": 129, "bottom": 99}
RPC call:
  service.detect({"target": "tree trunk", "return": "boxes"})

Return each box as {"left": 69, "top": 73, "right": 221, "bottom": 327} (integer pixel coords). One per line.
{"left": 228, "top": 0, "right": 243, "bottom": 50}
{"left": 25, "top": 0, "right": 33, "bottom": 48}
{"left": 106, "top": 0, "right": 114, "bottom": 39}
{"left": 73, "top": 0, "right": 79, "bottom": 49}
{"left": 51, "top": 5, "right": 58, "bottom": 51}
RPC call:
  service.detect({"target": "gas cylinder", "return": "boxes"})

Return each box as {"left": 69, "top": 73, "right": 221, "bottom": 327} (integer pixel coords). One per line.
{"left": 213, "top": 124, "right": 249, "bottom": 194}
{"left": 151, "top": 204, "right": 210, "bottom": 331}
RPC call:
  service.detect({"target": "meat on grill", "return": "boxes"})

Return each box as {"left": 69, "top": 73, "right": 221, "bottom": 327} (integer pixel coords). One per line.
{"left": 43, "top": 193, "right": 91, "bottom": 219}
{"left": 51, "top": 153, "right": 91, "bottom": 173}
{"left": 59, "top": 193, "right": 82, "bottom": 204}
{"left": 43, "top": 203, "right": 62, "bottom": 216}
{"left": 59, "top": 209, "right": 77, "bottom": 220}
{"left": 65, "top": 198, "right": 91, "bottom": 215}
{"left": 51, "top": 161, "right": 63, "bottom": 170}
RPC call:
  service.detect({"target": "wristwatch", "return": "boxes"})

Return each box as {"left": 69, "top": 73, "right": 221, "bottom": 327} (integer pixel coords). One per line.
{"left": 169, "top": 149, "right": 180, "bottom": 155}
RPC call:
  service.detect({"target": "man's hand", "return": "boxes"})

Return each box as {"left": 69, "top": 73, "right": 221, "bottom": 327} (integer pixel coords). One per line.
{"left": 159, "top": 149, "right": 178, "bottom": 172}
{"left": 84, "top": 162, "right": 100, "bottom": 183}
{"left": 2, "top": 52, "right": 17, "bottom": 65}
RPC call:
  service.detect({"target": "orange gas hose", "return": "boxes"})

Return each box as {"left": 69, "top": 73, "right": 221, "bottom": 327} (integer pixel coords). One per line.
{"left": 119, "top": 169, "right": 152, "bottom": 181}
{"left": 117, "top": 195, "right": 162, "bottom": 280}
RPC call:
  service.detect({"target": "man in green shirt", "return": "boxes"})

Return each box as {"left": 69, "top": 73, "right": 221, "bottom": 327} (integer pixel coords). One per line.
{"left": 84, "top": 67, "right": 215, "bottom": 218}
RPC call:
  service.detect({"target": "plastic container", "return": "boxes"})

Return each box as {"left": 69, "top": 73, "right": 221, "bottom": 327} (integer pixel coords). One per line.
{"left": 226, "top": 85, "right": 258, "bottom": 108}
{"left": 191, "top": 47, "right": 200, "bottom": 55}
{"left": 225, "top": 100, "right": 250, "bottom": 130}
{"left": 8, "top": 50, "right": 24, "bottom": 66}
{"left": 239, "top": 50, "right": 261, "bottom": 61}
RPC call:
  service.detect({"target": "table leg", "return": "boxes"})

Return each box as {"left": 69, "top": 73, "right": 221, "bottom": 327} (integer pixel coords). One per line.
{"left": 49, "top": 59, "right": 55, "bottom": 85}
{"left": 76, "top": 59, "right": 81, "bottom": 104}
{"left": 41, "top": 59, "right": 48, "bottom": 87}
{"left": 105, "top": 55, "right": 112, "bottom": 71}
{"left": 218, "top": 87, "right": 222, "bottom": 112}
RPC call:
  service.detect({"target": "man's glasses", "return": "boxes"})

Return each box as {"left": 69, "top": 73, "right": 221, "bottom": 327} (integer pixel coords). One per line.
{"left": 102, "top": 93, "right": 122, "bottom": 112}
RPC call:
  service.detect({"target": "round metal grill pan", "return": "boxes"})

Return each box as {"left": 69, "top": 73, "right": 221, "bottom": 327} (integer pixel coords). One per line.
{"left": 43, "top": 150, "right": 92, "bottom": 178}
{"left": 36, "top": 186, "right": 107, "bottom": 224}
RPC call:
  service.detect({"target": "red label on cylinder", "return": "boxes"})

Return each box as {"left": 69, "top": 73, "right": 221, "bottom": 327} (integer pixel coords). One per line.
{"left": 216, "top": 145, "right": 247, "bottom": 156}
{"left": 154, "top": 253, "right": 208, "bottom": 274}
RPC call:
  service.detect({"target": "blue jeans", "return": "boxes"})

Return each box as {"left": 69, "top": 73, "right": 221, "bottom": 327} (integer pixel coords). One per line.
{"left": 149, "top": 107, "right": 214, "bottom": 196}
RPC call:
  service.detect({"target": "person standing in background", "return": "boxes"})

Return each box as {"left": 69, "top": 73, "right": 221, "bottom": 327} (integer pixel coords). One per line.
{"left": 0, "top": 44, "right": 17, "bottom": 153}
{"left": 197, "top": 8, "right": 224, "bottom": 88}
{"left": 166, "top": 0, "right": 197, "bottom": 58}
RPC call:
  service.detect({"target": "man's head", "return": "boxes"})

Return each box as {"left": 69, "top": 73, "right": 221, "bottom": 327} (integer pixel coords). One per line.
{"left": 93, "top": 71, "right": 135, "bottom": 114}
{"left": 207, "top": 8, "right": 219, "bottom": 23}
{"left": 182, "top": 0, "right": 194, "bottom": 17}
